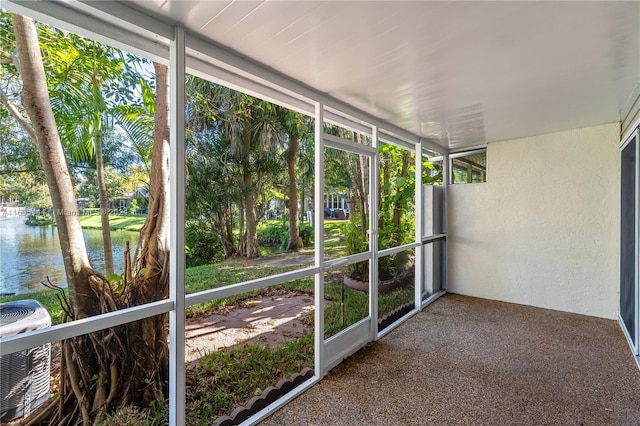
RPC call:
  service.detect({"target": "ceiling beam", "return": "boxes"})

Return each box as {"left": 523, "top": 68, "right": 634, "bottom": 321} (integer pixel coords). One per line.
{"left": 7, "top": 0, "right": 171, "bottom": 63}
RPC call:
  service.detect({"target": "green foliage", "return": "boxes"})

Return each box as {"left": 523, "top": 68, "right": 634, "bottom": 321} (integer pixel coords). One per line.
{"left": 297, "top": 224, "right": 313, "bottom": 248}
{"left": 378, "top": 142, "right": 415, "bottom": 224}
{"left": 343, "top": 214, "right": 368, "bottom": 254}
{"left": 1, "top": 11, "right": 154, "bottom": 201}
{"left": 184, "top": 263, "right": 299, "bottom": 301}
{"left": 323, "top": 283, "right": 368, "bottom": 337}
{"left": 126, "top": 197, "right": 139, "bottom": 215}
{"left": 422, "top": 157, "right": 443, "bottom": 185}
{"left": 257, "top": 220, "right": 313, "bottom": 250}
{"left": 257, "top": 220, "right": 284, "bottom": 246}
{"left": 25, "top": 214, "right": 55, "bottom": 227}
{"left": 126, "top": 196, "right": 148, "bottom": 215}
{"left": 76, "top": 165, "right": 134, "bottom": 201}
{"left": 185, "top": 226, "right": 225, "bottom": 268}
{"left": 378, "top": 219, "right": 414, "bottom": 251}
{"left": 343, "top": 214, "right": 368, "bottom": 281}
{"left": 185, "top": 75, "right": 317, "bottom": 258}
{"left": 378, "top": 286, "right": 414, "bottom": 317}
{"left": 0, "top": 116, "right": 47, "bottom": 205}
{"left": 377, "top": 143, "right": 416, "bottom": 276}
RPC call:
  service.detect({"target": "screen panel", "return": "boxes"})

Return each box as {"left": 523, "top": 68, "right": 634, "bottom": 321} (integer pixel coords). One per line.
{"left": 620, "top": 136, "right": 637, "bottom": 347}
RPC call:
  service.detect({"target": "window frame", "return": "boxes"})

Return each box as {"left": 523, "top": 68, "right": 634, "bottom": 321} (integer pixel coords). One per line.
{"left": 449, "top": 148, "right": 487, "bottom": 184}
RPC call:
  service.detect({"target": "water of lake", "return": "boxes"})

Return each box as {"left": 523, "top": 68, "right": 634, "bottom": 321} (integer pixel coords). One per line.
{"left": 0, "top": 216, "right": 139, "bottom": 295}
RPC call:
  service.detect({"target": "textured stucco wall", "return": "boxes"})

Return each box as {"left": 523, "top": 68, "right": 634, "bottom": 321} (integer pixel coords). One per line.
{"left": 447, "top": 123, "right": 620, "bottom": 319}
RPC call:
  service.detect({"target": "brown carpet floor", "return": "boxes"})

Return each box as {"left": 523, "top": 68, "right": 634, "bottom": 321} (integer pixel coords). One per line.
{"left": 260, "top": 294, "right": 640, "bottom": 425}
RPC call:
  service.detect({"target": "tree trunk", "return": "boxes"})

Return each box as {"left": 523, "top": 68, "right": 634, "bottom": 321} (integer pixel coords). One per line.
{"left": 128, "top": 61, "right": 171, "bottom": 406}
{"left": 340, "top": 129, "right": 368, "bottom": 232}
{"left": 224, "top": 202, "right": 237, "bottom": 257}
{"left": 286, "top": 133, "right": 302, "bottom": 251}
{"left": 241, "top": 111, "right": 260, "bottom": 258}
{"left": 355, "top": 133, "right": 369, "bottom": 227}
{"left": 95, "top": 129, "right": 114, "bottom": 275}
{"left": 213, "top": 208, "right": 238, "bottom": 259}
{"left": 244, "top": 181, "right": 260, "bottom": 257}
{"left": 342, "top": 149, "right": 368, "bottom": 238}
{"left": 12, "top": 13, "right": 96, "bottom": 319}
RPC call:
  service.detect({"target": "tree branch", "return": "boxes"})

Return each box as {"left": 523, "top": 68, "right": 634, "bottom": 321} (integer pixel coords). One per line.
{"left": 0, "top": 85, "right": 37, "bottom": 142}
{"left": 0, "top": 57, "right": 13, "bottom": 64}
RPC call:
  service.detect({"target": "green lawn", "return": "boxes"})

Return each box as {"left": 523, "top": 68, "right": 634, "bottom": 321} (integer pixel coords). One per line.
{"left": 186, "top": 332, "right": 314, "bottom": 424}
{"left": 0, "top": 289, "right": 67, "bottom": 325}
{"left": 323, "top": 220, "right": 348, "bottom": 258}
{"left": 79, "top": 214, "right": 146, "bottom": 231}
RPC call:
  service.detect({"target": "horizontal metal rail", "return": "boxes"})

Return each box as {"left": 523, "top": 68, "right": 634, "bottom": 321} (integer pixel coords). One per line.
{"left": 185, "top": 266, "right": 318, "bottom": 307}
{"left": 0, "top": 299, "right": 174, "bottom": 356}
{"left": 324, "top": 252, "right": 370, "bottom": 271}
{"left": 378, "top": 242, "right": 420, "bottom": 258}
{"left": 324, "top": 133, "right": 377, "bottom": 156}
{"left": 422, "top": 233, "right": 447, "bottom": 244}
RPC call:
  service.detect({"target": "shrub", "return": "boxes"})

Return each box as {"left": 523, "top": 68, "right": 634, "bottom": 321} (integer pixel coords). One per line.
{"left": 257, "top": 220, "right": 314, "bottom": 250}
{"left": 257, "top": 221, "right": 286, "bottom": 246}
{"left": 185, "top": 226, "right": 225, "bottom": 268}
{"left": 25, "top": 214, "right": 54, "bottom": 227}
{"left": 126, "top": 198, "right": 139, "bottom": 215}
{"left": 343, "top": 214, "right": 368, "bottom": 281}
{"left": 297, "top": 223, "right": 313, "bottom": 247}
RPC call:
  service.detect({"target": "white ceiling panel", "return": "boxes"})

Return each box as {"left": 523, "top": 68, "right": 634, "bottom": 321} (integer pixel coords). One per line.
{"left": 113, "top": 1, "right": 640, "bottom": 149}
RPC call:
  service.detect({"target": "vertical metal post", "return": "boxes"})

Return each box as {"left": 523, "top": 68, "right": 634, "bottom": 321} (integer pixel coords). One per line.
{"left": 314, "top": 103, "right": 325, "bottom": 376}
{"left": 169, "top": 25, "right": 186, "bottom": 426}
{"left": 415, "top": 141, "right": 423, "bottom": 309}
{"left": 442, "top": 153, "right": 449, "bottom": 291}
{"left": 370, "top": 126, "right": 379, "bottom": 340}
{"left": 635, "top": 132, "right": 639, "bottom": 354}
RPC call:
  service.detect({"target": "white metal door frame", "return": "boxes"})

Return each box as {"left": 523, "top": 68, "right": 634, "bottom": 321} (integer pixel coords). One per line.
{"left": 319, "top": 120, "right": 378, "bottom": 374}
{"left": 619, "top": 129, "right": 639, "bottom": 357}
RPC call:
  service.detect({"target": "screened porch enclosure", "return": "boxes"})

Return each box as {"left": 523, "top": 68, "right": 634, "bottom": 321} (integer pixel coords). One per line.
{"left": 1, "top": 1, "right": 640, "bottom": 425}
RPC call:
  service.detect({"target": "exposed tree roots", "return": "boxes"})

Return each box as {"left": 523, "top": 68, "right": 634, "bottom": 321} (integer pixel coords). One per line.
{"left": 35, "top": 272, "right": 168, "bottom": 426}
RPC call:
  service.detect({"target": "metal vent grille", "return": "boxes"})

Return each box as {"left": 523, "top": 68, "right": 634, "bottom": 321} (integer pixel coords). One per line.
{"left": 0, "top": 305, "right": 36, "bottom": 326}
{"left": 0, "top": 300, "right": 51, "bottom": 422}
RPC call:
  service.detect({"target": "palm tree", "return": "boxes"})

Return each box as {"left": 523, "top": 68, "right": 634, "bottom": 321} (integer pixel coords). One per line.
{"left": 186, "top": 77, "right": 281, "bottom": 258}
{"left": 44, "top": 28, "right": 144, "bottom": 275}
{"left": 297, "top": 132, "right": 315, "bottom": 223}
{"left": 277, "top": 106, "right": 312, "bottom": 251}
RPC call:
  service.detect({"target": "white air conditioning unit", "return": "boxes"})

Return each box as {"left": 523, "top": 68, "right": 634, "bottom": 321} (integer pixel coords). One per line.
{"left": 0, "top": 299, "right": 51, "bottom": 422}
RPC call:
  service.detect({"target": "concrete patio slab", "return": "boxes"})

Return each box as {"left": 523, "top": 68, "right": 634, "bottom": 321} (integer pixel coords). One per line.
{"left": 261, "top": 294, "right": 640, "bottom": 425}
